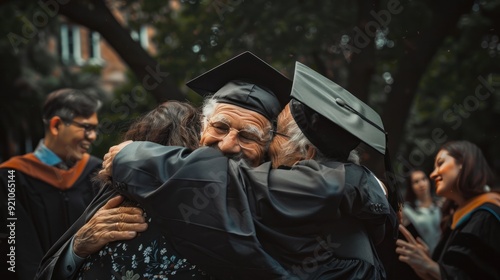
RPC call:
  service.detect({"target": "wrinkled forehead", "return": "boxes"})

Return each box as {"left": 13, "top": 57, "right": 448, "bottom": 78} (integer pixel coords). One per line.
{"left": 212, "top": 103, "right": 272, "bottom": 131}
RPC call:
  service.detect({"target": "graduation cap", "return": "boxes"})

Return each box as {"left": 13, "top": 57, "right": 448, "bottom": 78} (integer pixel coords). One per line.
{"left": 290, "top": 61, "right": 386, "bottom": 159}
{"left": 289, "top": 61, "right": 402, "bottom": 213}
{"left": 186, "top": 51, "right": 292, "bottom": 123}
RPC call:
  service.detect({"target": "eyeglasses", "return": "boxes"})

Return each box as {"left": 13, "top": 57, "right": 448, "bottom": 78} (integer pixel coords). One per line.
{"left": 65, "top": 120, "right": 99, "bottom": 136}
{"left": 206, "top": 120, "right": 270, "bottom": 150}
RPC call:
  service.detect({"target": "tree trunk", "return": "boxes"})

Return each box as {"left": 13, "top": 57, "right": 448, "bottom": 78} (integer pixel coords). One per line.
{"left": 347, "top": 0, "right": 378, "bottom": 103}
{"left": 383, "top": 0, "right": 475, "bottom": 155}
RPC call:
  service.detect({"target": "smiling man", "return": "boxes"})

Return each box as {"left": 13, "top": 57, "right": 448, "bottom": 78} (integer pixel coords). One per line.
{"left": 35, "top": 52, "right": 294, "bottom": 280}
{"left": 95, "top": 62, "right": 397, "bottom": 279}
{"left": 190, "top": 51, "right": 291, "bottom": 166}
{"left": 0, "top": 88, "right": 103, "bottom": 280}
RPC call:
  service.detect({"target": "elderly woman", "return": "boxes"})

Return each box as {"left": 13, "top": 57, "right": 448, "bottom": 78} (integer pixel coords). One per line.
{"left": 396, "top": 140, "right": 500, "bottom": 279}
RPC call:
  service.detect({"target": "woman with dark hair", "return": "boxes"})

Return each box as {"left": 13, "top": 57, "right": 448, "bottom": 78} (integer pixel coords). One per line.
{"left": 37, "top": 101, "right": 214, "bottom": 280}
{"left": 75, "top": 101, "right": 209, "bottom": 280}
{"left": 402, "top": 169, "right": 442, "bottom": 254}
{"left": 122, "top": 101, "right": 201, "bottom": 150}
{"left": 396, "top": 140, "right": 500, "bottom": 279}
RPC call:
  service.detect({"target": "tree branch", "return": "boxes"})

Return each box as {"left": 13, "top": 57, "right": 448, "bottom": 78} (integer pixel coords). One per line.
{"left": 57, "top": 0, "right": 185, "bottom": 102}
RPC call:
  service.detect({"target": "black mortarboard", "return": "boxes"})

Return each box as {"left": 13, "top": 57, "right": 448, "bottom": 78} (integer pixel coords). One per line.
{"left": 186, "top": 51, "right": 292, "bottom": 122}
{"left": 290, "top": 61, "right": 402, "bottom": 215}
{"left": 290, "top": 62, "right": 386, "bottom": 158}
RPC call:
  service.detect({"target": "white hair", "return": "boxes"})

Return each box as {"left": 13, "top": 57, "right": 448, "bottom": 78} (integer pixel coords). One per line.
{"left": 200, "top": 96, "right": 218, "bottom": 133}
{"left": 282, "top": 115, "right": 360, "bottom": 164}
{"left": 200, "top": 95, "right": 273, "bottom": 150}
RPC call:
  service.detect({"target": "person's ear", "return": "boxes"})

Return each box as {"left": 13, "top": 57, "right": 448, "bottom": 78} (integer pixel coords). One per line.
{"left": 304, "top": 145, "right": 316, "bottom": 160}
{"left": 49, "top": 116, "right": 63, "bottom": 135}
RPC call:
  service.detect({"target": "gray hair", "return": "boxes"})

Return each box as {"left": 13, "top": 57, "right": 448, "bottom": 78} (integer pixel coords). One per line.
{"left": 283, "top": 115, "right": 360, "bottom": 164}
{"left": 200, "top": 96, "right": 218, "bottom": 134}
{"left": 200, "top": 95, "right": 273, "bottom": 150}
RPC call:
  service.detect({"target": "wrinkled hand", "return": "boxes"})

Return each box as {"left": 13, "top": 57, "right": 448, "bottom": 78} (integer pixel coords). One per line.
{"left": 73, "top": 195, "right": 148, "bottom": 258}
{"left": 396, "top": 224, "right": 440, "bottom": 280}
{"left": 99, "top": 140, "right": 133, "bottom": 178}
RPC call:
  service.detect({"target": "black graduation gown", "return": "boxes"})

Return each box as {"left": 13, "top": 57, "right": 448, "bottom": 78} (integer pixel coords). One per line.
{"left": 34, "top": 148, "right": 286, "bottom": 280}
{"left": 34, "top": 183, "right": 213, "bottom": 280}
{"left": 111, "top": 142, "right": 393, "bottom": 279}
{"left": 432, "top": 203, "right": 500, "bottom": 279}
{"left": 35, "top": 184, "right": 120, "bottom": 280}
{"left": 246, "top": 161, "right": 389, "bottom": 279}
{"left": 0, "top": 153, "right": 101, "bottom": 280}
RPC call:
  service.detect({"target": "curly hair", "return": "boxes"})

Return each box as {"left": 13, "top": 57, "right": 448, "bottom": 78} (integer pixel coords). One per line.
{"left": 124, "top": 101, "right": 201, "bottom": 150}
{"left": 94, "top": 101, "right": 201, "bottom": 186}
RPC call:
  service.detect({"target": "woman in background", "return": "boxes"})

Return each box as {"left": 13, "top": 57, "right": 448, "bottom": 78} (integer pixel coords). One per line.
{"left": 402, "top": 169, "right": 442, "bottom": 254}
{"left": 396, "top": 140, "right": 500, "bottom": 279}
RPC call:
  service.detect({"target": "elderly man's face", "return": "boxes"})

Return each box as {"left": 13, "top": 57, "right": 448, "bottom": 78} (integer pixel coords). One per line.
{"left": 269, "top": 105, "right": 305, "bottom": 169}
{"left": 200, "top": 103, "right": 272, "bottom": 167}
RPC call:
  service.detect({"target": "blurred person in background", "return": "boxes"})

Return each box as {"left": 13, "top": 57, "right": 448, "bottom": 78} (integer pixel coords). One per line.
{"left": 0, "top": 88, "right": 102, "bottom": 280}
{"left": 396, "top": 140, "right": 500, "bottom": 279}
{"left": 37, "top": 52, "right": 292, "bottom": 280}
{"left": 402, "top": 169, "right": 442, "bottom": 254}
{"left": 394, "top": 169, "right": 442, "bottom": 279}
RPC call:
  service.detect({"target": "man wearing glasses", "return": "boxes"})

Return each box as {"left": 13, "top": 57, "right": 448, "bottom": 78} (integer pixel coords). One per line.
{"left": 0, "top": 88, "right": 102, "bottom": 280}
{"left": 38, "top": 55, "right": 396, "bottom": 279}
{"left": 98, "top": 61, "right": 395, "bottom": 279}
{"left": 192, "top": 52, "right": 291, "bottom": 167}
{"left": 103, "top": 62, "right": 394, "bottom": 279}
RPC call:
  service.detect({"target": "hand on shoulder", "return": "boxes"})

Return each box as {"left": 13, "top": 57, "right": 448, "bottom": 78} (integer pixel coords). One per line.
{"left": 99, "top": 140, "right": 133, "bottom": 178}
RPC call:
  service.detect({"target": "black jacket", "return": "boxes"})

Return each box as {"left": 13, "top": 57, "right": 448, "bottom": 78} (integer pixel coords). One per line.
{"left": 112, "top": 142, "right": 393, "bottom": 279}
{"left": 36, "top": 142, "right": 394, "bottom": 279}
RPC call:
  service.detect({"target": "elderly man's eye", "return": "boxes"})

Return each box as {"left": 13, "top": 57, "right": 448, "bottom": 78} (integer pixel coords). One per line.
{"left": 238, "top": 131, "right": 261, "bottom": 143}
{"left": 211, "top": 122, "right": 230, "bottom": 133}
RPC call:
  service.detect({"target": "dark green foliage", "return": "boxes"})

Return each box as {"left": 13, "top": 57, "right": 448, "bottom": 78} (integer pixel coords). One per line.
{"left": 1, "top": 0, "right": 499, "bottom": 182}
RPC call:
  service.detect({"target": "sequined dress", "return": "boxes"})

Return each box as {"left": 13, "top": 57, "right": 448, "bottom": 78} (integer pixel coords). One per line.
{"left": 77, "top": 206, "right": 213, "bottom": 280}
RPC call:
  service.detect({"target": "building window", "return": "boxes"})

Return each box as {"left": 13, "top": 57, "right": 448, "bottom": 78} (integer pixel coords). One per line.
{"left": 131, "top": 25, "right": 149, "bottom": 49}
{"left": 88, "top": 31, "right": 102, "bottom": 64}
{"left": 59, "top": 24, "right": 83, "bottom": 65}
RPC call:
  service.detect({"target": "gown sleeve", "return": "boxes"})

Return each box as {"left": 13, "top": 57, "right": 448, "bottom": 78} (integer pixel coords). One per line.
{"left": 111, "top": 141, "right": 292, "bottom": 280}
{"left": 35, "top": 186, "right": 119, "bottom": 280}
{"left": 438, "top": 205, "right": 500, "bottom": 279}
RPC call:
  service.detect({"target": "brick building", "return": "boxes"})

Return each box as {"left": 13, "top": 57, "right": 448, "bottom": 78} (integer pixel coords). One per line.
{"left": 54, "top": 6, "right": 156, "bottom": 93}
